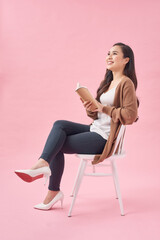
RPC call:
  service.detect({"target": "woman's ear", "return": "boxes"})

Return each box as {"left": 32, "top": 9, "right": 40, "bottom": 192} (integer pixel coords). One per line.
{"left": 125, "top": 57, "right": 130, "bottom": 64}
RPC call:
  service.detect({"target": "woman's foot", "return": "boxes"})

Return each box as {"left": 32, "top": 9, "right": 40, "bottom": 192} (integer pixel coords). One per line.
{"left": 43, "top": 190, "right": 60, "bottom": 204}
{"left": 34, "top": 190, "right": 64, "bottom": 210}
{"left": 30, "top": 158, "right": 49, "bottom": 170}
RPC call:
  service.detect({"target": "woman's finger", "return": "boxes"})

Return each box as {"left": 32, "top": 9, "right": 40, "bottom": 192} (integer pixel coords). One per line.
{"left": 86, "top": 104, "right": 93, "bottom": 110}
{"left": 85, "top": 102, "right": 92, "bottom": 107}
{"left": 91, "top": 108, "right": 98, "bottom": 112}
{"left": 84, "top": 101, "right": 92, "bottom": 107}
{"left": 80, "top": 98, "right": 84, "bottom": 103}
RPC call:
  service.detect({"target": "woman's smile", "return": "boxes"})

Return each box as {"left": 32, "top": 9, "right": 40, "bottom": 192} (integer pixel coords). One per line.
{"left": 107, "top": 61, "right": 114, "bottom": 65}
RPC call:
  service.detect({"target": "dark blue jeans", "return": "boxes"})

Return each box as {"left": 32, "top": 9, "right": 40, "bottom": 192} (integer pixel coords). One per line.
{"left": 39, "top": 120, "right": 107, "bottom": 191}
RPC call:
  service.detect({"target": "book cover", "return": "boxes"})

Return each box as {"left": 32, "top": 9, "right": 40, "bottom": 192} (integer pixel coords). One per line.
{"left": 75, "top": 82, "right": 99, "bottom": 111}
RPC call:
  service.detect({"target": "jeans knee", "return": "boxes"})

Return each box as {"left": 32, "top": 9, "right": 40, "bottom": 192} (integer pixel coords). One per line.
{"left": 53, "top": 120, "right": 65, "bottom": 128}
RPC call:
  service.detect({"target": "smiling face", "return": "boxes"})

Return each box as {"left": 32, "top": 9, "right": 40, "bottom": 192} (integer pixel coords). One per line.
{"left": 106, "top": 45, "right": 129, "bottom": 72}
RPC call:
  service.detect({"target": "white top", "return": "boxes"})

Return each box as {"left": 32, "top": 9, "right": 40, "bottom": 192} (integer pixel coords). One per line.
{"left": 90, "top": 86, "right": 117, "bottom": 140}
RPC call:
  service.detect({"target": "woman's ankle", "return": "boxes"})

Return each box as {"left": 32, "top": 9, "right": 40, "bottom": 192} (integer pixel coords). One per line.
{"left": 30, "top": 158, "right": 49, "bottom": 170}
{"left": 43, "top": 190, "right": 60, "bottom": 204}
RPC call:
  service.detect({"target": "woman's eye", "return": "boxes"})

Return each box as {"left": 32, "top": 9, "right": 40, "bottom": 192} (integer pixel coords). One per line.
{"left": 107, "top": 52, "right": 117, "bottom": 55}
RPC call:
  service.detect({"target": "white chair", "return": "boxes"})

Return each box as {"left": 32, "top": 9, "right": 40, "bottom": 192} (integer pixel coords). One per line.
{"left": 68, "top": 124, "right": 126, "bottom": 217}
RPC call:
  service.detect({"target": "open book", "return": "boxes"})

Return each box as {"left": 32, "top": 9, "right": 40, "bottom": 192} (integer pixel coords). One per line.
{"left": 75, "top": 82, "right": 99, "bottom": 111}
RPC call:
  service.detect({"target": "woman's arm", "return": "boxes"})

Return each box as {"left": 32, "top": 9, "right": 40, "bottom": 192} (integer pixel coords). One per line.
{"left": 80, "top": 98, "right": 98, "bottom": 120}
{"left": 101, "top": 80, "right": 138, "bottom": 125}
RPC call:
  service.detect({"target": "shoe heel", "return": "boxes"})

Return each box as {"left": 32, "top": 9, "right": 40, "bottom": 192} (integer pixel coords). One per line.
{"left": 61, "top": 197, "right": 64, "bottom": 208}
{"left": 44, "top": 174, "right": 49, "bottom": 186}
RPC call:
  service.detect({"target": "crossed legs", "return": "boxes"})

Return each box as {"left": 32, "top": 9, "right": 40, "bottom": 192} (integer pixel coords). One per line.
{"left": 30, "top": 120, "right": 107, "bottom": 204}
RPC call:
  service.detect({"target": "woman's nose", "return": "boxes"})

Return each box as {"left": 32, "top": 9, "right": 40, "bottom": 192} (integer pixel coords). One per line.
{"left": 106, "top": 56, "right": 113, "bottom": 60}
{"left": 107, "top": 53, "right": 113, "bottom": 58}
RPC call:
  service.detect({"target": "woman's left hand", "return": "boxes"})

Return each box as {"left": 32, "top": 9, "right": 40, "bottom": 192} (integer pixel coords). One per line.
{"left": 92, "top": 100, "right": 104, "bottom": 113}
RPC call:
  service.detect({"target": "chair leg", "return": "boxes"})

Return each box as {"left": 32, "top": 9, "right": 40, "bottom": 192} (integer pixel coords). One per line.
{"left": 68, "top": 159, "right": 87, "bottom": 217}
{"left": 70, "top": 159, "right": 85, "bottom": 197}
{"left": 111, "top": 160, "right": 125, "bottom": 216}
{"left": 111, "top": 160, "right": 118, "bottom": 200}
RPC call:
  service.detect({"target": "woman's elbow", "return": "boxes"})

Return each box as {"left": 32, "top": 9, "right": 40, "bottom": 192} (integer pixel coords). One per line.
{"left": 123, "top": 112, "right": 138, "bottom": 125}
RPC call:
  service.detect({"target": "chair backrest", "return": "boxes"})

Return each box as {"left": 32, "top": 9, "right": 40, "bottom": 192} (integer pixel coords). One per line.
{"left": 112, "top": 124, "right": 126, "bottom": 155}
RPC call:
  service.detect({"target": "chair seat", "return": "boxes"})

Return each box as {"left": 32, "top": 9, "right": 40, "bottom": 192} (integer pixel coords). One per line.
{"left": 75, "top": 150, "right": 126, "bottom": 160}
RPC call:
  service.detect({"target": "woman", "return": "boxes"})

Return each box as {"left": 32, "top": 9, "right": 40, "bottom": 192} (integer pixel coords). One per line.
{"left": 15, "top": 42, "right": 139, "bottom": 210}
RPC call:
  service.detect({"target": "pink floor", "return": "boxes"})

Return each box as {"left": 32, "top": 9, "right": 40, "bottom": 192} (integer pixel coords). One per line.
{"left": 1, "top": 153, "right": 160, "bottom": 240}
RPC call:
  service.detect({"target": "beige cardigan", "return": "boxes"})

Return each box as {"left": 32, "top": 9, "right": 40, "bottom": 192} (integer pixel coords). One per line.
{"left": 86, "top": 77, "right": 138, "bottom": 165}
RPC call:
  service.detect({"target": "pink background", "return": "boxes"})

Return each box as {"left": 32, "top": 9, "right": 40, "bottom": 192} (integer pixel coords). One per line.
{"left": 1, "top": 0, "right": 160, "bottom": 239}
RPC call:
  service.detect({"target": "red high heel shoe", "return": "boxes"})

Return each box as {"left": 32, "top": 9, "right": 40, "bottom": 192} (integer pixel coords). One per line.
{"left": 14, "top": 166, "right": 51, "bottom": 185}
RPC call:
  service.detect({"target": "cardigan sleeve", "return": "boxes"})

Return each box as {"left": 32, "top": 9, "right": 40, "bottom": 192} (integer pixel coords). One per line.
{"left": 102, "top": 80, "right": 138, "bottom": 125}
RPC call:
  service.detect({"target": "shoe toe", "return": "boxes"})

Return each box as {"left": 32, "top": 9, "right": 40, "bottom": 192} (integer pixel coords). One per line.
{"left": 34, "top": 203, "right": 48, "bottom": 210}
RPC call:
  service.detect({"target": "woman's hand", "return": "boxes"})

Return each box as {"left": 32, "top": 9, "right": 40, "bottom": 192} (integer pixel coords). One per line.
{"left": 92, "top": 100, "right": 104, "bottom": 113}
{"left": 80, "top": 98, "right": 104, "bottom": 113}
{"left": 80, "top": 98, "right": 94, "bottom": 112}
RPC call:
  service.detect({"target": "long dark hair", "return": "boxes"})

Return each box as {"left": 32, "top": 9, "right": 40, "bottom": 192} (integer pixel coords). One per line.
{"left": 95, "top": 42, "right": 140, "bottom": 108}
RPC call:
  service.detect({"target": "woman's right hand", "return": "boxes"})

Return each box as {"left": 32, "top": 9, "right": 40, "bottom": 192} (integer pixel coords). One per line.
{"left": 80, "top": 98, "right": 93, "bottom": 112}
